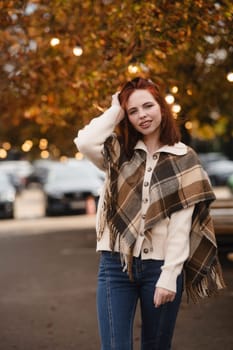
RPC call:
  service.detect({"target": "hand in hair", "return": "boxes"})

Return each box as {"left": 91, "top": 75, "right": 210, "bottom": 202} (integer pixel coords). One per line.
{"left": 111, "top": 92, "right": 125, "bottom": 122}
{"left": 111, "top": 92, "right": 121, "bottom": 106}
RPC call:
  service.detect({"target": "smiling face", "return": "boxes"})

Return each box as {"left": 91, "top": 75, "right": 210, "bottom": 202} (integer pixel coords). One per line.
{"left": 126, "top": 89, "right": 162, "bottom": 145}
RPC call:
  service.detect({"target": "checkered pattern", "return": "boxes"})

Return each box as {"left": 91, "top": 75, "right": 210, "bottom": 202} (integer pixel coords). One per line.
{"left": 101, "top": 135, "right": 225, "bottom": 301}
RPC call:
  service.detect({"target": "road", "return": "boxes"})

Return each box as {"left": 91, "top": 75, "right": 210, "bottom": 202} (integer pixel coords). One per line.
{"left": 0, "top": 187, "right": 232, "bottom": 350}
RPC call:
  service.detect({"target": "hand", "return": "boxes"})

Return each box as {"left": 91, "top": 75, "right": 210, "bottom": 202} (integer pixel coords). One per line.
{"left": 111, "top": 92, "right": 121, "bottom": 107}
{"left": 111, "top": 92, "right": 125, "bottom": 122}
{"left": 154, "top": 287, "right": 176, "bottom": 308}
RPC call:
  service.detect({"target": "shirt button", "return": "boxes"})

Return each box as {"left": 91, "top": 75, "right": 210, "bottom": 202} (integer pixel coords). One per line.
{"left": 143, "top": 248, "right": 149, "bottom": 254}
{"left": 142, "top": 214, "right": 146, "bottom": 219}
{"left": 140, "top": 232, "right": 144, "bottom": 237}
{"left": 144, "top": 181, "right": 149, "bottom": 187}
{"left": 147, "top": 167, "right": 152, "bottom": 172}
{"left": 143, "top": 198, "right": 148, "bottom": 203}
{"left": 153, "top": 154, "right": 158, "bottom": 160}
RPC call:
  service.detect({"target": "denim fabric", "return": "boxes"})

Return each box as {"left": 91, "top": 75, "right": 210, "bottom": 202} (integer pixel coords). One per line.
{"left": 97, "top": 251, "right": 183, "bottom": 350}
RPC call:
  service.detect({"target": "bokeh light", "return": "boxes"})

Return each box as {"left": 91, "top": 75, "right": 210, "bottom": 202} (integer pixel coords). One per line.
{"left": 73, "top": 46, "right": 83, "bottom": 56}
{"left": 50, "top": 37, "right": 60, "bottom": 47}
{"left": 165, "top": 94, "right": 175, "bottom": 104}
{"left": 226, "top": 72, "right": 233, "bottom": 82}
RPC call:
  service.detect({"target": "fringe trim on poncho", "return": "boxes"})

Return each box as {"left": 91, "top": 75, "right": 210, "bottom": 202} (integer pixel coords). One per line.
{"left": 100, "top": 135, "right": 226, "bottom": 301}
{"left": 185, "top": 257, "right": 226, "bottom": 302}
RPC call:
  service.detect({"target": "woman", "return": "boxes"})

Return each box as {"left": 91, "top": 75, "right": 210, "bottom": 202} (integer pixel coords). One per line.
{"left": 74, "top": 77, "right": 225, "bottom": 350}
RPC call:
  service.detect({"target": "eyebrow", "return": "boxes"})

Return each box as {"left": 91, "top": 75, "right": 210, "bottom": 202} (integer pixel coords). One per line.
{"left": 127, "top": 101, "right": 154, "bottom": 112}
{"left": 127, "top": 106, "right": 137, "bottom": 113}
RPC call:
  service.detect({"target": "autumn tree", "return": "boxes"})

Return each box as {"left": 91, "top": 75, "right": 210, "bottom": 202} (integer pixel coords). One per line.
{"left": 0, "top": 0, "right": 232, "bottom": 159}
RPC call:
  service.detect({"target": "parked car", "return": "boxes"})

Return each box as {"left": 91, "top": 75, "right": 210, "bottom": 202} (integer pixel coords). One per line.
{"left": 0, "top": 160, "right": 34, "bottom": 192}
{"left": 65, "top": 158, "right": 105, "bottom": 182}
{"left": 198, "top": 153, "right": 233, "bottom": 186}
{"left": 227, "top": 173, "right": 233, "bottom": 193}
{"left": 43, "top": 161, "right": 104, "bottom": 216}
{"left": 205, "top": 160, "right": 233, "bottom": 186}
{"left": 198, "top": 152, "right": 227, "bottom": 168}
{"left": 0, "top": 171, "right": 16, "bottom": 218}
{"left": 26, "top": 159, "right": 61, "bottom": 186}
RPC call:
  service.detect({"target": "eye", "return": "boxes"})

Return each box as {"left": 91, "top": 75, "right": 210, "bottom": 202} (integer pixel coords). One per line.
{"left": 144, "top": 103, "right": 154, "bottom": 108}
{"left": 128, "top": 108, "right": 137, "bottom": 115}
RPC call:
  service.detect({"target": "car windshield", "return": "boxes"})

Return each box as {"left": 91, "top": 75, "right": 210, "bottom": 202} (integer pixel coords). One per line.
{"left": 47, "top": 166, "right": 97, "bottom": 184}
{"left": 0, "top": 173, "right": 11, "bottom": 187}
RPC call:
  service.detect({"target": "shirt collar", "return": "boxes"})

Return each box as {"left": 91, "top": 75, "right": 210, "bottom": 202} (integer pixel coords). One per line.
{"left": 134, "top": 140, "right": 188, "bottom": 156}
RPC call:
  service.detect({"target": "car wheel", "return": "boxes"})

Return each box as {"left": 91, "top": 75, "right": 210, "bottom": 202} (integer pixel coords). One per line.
{"left": 45, "top": 207, "right": 54, "bottom": 216}
{"left": 6, "top": 203, "right": 14, "bottom": 219}
{"left": 210, "top": 176, "right": 217, "bottom": 186}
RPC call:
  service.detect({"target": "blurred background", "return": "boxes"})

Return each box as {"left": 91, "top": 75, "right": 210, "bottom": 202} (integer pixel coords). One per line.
{"left": 0, "top": 0, "right": 233, "bottom": 217}
{"left": 0, "top": 1, "right": 233, "bottom": 159}
{"left": 0, "top": 0, "right": 233, "bottom": 226}
{"left": 0, "top": 1, "right": 233, "bottom": 349}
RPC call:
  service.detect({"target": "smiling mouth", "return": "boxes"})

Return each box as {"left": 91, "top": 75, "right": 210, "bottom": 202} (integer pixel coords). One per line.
{"left": 139, "top": 120, "right": 152, "bottom": 128}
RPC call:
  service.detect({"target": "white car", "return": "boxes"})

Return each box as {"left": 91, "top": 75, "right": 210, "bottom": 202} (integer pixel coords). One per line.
{"left": 43, "top": 160, "right": 104, "bottom": 216}
{"left": 0, "top": 171, "right": 16, "bottom": 218}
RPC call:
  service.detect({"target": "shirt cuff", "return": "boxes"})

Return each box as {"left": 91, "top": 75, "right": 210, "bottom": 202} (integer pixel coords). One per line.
{"left": 156, "top": 265, "right": 182, "bottom": 293}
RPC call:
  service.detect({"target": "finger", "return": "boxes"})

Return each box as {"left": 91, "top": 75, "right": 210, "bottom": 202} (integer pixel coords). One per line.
{"left": 111, "top": 92, "right": 120, "bottom": 106}
{"left": 155, "top": 293, "right": 174, "bottom": 307}
{"left": 154, "top": 291, "right": 163, "bottom": 308}
{"left": 111, "top": 92, "right": 119, "bottom": 100}
{"left": 154, "top": 290, "right": 159, "bottom": 307}
{"left": 169, "top": 294, "right": 176, "bottom": 302}
{"left": 164, "top": 294, "right": 175, "bottom": 304}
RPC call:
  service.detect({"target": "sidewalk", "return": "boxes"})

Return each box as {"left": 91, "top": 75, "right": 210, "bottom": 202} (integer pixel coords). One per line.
{"left": 0, "top": 227, "right": 232, "bottom": 350}
{"left": 213, "top": 186, "right": 233, "bottom": 200}
{"left": 0, "top": 214, "right": 96, "bottom": 236}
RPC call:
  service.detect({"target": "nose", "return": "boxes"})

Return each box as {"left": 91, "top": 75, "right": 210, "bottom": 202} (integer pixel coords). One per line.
{"left": 138, "top": 108, "right": 146, "bottom": 119}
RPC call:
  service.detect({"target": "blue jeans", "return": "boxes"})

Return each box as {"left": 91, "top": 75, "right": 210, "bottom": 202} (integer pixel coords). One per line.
{"left": 97, "top": 251, "right": 183, "bottom": 350}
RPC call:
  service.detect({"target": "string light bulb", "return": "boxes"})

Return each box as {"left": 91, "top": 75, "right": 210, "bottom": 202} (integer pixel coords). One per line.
{"left": 128, "top": 64, "right": 139, "bottom": 74}
{"left": 165, "top": 94, "right": 175, "bottom": 104}
{"left": 50, "top": 37, "right": 60, "bottom": 47}
{"left": 227, "top": 72, "right": 233, "bottom": 82}
{"left": 73, "top": 45, "right": 83, "bottom": 56}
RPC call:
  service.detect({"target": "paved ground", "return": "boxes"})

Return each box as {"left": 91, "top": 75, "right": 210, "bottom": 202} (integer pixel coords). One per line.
{"left": 0, "top": 185, "right": 232, "bottom": 350}
{"left": 0, "top": 217, "right": 232, "bottom": 350}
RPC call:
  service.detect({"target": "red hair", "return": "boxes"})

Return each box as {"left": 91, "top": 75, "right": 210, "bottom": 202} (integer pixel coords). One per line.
{"left": 117, "top": 77, "right": 181, "bottom": 158}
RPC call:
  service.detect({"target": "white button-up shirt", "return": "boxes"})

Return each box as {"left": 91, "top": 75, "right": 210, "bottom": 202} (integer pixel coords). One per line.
{"left": 75, "top": 105, "right": 194, "bottom": 293}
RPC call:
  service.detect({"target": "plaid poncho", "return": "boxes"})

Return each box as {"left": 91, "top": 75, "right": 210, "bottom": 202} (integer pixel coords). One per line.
{"left": 100, "top": 135, "right": 225, "bottom": 302}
